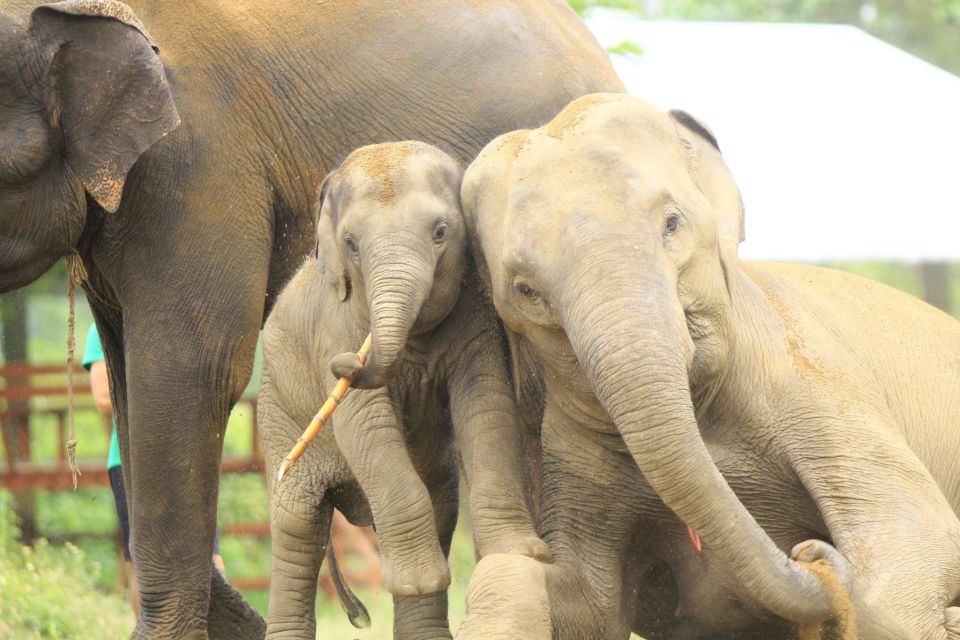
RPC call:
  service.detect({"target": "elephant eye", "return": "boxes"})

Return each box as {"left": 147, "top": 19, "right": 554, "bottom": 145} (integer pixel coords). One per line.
{"left": 433, "top": 221, "right": 448, "bottom": 244}
{"left": 663, "top": 213, "right": 681, "bottom": 237}
{"left": 344, "top": 233, "right": 359, "bottom": 254}
{"left": 514, "top": 280, "right": 540, "bottom": 300}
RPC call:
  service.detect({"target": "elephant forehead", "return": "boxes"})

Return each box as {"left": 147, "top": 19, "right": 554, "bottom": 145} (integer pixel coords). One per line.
{"left": 511, "top": 133, "right": 687, "bottom": 202}
{"left": 536, "top": 92, "right": 677, "bottom": 149}
{"left": 347, "top": 191, "right": 456, "bottom": 229}
{"left": 339, "top": 141, "right": 456, "bottom": 206}
{"left": 506, "top": 156, "right": 676, "bottom": 225}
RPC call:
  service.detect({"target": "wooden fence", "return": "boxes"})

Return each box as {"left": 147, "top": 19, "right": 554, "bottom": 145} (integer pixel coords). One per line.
{"left": 0, "top": 361, "right": 380, "bottom": 596}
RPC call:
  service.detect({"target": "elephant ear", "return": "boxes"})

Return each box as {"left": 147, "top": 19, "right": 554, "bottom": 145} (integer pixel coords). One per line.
{"left": 29, "top": 1, "right": 180, "bottom": 213}
{"left": 315, "top": 172, "right": 350, "bottom": 302}
{"left": 669, "top": 110, "right": 744, "bottom": 292}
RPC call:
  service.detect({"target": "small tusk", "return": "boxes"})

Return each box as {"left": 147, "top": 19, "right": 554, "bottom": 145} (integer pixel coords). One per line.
{"left": 687, "top": 526, "right": 702, "bottom": 554}
{"left": 276, "top": 333, "right": 372, "bottom": 481}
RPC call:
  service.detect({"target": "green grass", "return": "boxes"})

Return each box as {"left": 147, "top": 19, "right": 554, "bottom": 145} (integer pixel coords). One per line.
{"left": 0, "top": 491, "right": 135, "bottom": 639}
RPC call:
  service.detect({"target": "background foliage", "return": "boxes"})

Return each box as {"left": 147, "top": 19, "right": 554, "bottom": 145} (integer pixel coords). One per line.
{"left": 569, "top": 0, "right": 960, "bottom": 75}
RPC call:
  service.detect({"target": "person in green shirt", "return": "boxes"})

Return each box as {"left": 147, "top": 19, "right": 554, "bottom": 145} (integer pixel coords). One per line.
{"left": 82, "top": 324, "right": 225, "bottom": 616}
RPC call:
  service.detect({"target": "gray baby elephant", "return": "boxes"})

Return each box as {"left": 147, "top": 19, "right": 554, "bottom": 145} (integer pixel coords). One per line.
{"left": 258, "top": 141, "right": 549, "bottom": 640}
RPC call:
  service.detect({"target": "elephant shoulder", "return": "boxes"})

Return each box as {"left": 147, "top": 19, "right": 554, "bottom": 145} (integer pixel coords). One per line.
{"left": 264, "top": 258, "right": 325, "bottom": 346}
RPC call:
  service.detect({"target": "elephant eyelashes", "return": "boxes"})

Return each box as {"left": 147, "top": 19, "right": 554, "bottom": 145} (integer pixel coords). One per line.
{"left": 433, "top": 221, "right": 448, "bottom": 243}
{"left": 663, "top": 213, "right": 681, "bottom": 238}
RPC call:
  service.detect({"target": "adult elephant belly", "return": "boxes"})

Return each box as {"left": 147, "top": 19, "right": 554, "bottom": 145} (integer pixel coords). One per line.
{"left": 0, "top": 1, "right": 623, "bottom": 638}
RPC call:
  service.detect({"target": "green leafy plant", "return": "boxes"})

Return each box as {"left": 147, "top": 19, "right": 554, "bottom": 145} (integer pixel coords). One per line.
{"left": 0, "top": 492, "right": 134, "bottom": 639}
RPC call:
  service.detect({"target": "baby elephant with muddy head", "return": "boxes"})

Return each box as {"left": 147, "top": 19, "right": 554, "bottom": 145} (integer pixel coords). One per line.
{"left": 458, "top": 94, "right": 960, "bottom": 640}
{"left": 257, "top": 141, "right": 549, "bottom": 640}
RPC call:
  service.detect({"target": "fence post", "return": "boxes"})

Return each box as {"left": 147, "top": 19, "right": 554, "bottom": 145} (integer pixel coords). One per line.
{"left": 1, "top": 289, "right": 38, "bottom": 542}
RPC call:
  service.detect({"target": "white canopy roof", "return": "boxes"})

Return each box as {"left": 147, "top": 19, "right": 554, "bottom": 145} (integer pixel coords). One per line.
{"left": 585, "top": 12, "right": 960, "bottom": 261}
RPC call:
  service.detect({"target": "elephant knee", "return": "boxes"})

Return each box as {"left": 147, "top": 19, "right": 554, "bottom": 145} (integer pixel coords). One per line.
{"left": 270, "top": 484, "right": 328, "bottom": 552}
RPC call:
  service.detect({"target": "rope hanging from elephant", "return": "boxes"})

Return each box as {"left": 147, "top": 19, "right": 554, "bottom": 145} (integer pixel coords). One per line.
{"left": 65, "top": 251, "right": 89, "bottom": 490}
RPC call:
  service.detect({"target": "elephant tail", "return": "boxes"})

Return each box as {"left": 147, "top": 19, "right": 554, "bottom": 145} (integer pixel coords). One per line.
{"left": 326, "top": 542, "right": 371, "bottom": 628}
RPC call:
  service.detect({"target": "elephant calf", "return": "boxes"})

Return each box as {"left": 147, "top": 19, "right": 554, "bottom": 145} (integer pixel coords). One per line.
{"left": 457, "top": 94, "right": 960, "bottom": 640}
{"left": 258, "top": 141, "right": 548, "bottom": 639}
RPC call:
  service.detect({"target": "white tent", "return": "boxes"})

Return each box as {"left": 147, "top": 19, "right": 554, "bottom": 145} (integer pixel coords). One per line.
{"left": 585, "top": 12, "right": 960, "bottom": 262}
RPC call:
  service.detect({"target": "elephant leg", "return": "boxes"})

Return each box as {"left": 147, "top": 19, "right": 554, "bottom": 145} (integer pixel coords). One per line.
{"left": 393, "top": 469, "right": 458, "bottom": 640}
{"left": 208, "top": 569, "right": 270, "bottom": 640}
{"left": 459, "top": 404, "right": 644, "bottom": 640}
{"left": 537, "top": 407, "right": 647, "bottom": 640}
{"left": 257, "top": 367, "right": 333, "bottom": 639}
{"left": 790, "top": 414, "right": 960, "bottom": 640}
{"left": 265, "top": 483, "right": 334, "bottom": 640}
{"left": 333, "top": 391, "right": 449, "bottom": 597}
{"left": 123, "top": 320, "right": 264, "bottom": 639}
{"left": 120, "top": 233, "right": 268, "bottom": 639}
{"left": 447, "top": 328, "right": 549, "bottom": 561}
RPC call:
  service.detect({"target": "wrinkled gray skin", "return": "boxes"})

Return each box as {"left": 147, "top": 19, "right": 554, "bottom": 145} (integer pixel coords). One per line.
{"left": 457, "top": 93, "right": 960, "bottom": 639}
{"left": 259, "top": 142, "right": 548, "bottom": 640}
{"left": 0, "top": 1, "right": 622, "bottom": 637}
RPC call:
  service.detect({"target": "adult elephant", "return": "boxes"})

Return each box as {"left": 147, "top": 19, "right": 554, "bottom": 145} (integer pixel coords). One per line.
{"left": 0, "top": 2, "right": 623, "bottom": 637}
{"left": 457, "top": 93, "right": 960, "bottom": 639}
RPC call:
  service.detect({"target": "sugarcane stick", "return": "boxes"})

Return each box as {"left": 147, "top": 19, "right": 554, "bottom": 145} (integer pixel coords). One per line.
{"left": 277, "top": 333, "right": 373, "bottom": 481}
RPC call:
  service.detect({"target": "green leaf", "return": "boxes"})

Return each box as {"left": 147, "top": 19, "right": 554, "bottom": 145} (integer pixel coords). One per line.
{"left": 606, "top": 39, "right": 645, "bottom": 56}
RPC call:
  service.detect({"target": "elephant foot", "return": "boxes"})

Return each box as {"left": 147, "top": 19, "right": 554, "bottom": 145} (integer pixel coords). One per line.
{"left": 381, "top": 546, "right": 451, "bottom": 597}
{"left": 477, "top": 529, "right": 552, "bottom": 563}
{"left": 946, "top": 607, "right": 960, "bottom": 639}
{"left": 394, "top": 592, "right": 452, "bottom": 640}
{"left": 208, "top": 568, "right": 267, "bottom": 640}
{"left": 456, "top": 554, "right": 551, "bottom": 640}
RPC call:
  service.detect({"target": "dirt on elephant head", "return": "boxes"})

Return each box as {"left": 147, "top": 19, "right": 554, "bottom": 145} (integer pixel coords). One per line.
{"left": 340, "top": 141, "right": 427, "bottom": 206}
{"left": 544, "top": 93, "right": 609, "bottom": 140}
{"left": 795, "top": 559, "right": 858, "bottom": 640}
{"left": 494, "top": 130, "right": 530, "bottom": 163}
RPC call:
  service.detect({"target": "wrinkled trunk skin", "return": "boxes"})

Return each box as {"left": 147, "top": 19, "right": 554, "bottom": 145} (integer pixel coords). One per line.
{"left": 353, "top": 242, "right": 434, "bottom": 389}
{"left": 560, "top": 262, "right": 837, "bottom": 625}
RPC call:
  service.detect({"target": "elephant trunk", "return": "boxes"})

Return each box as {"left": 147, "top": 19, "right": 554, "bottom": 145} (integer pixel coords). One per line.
{"left": 559, "top": 257, "right": 837, "bottom": 624}
{"left": 352, "top": 240, "right": 434, "bottom": 389}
